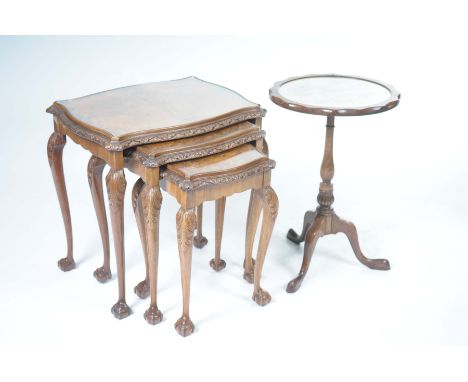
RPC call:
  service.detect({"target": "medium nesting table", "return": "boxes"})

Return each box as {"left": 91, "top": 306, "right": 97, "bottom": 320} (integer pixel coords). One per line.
{"left": 269, "top": 74, "right": 400, "bottom": 292}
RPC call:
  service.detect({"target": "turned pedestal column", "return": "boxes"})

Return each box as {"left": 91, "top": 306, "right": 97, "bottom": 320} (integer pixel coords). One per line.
{"left": 286, "top": 115, "right": 390, "bottom": 293}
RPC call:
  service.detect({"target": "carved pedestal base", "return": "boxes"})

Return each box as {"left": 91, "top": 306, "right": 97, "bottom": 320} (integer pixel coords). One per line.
{"left": 287, "top": 211, "right": 391, "bottom": 293}
{"left": 209, "top": 258, "right": 226, "bottom": 272}
{"left": 93, "top": 266, "right": 111, "bottom": 283}
{"left": 144, "top": 306, "right": 163, "bottom": 325}
{"left": 252, "top": 288, "right": 271, "bottom": 306}
{"left": 287, "top": 117, "right": 390, "bottom": 293}
{"left": 58, "top": 257, "right": 75, "bottom": 272}
{"left": 111, "top": 301, "right": 132, "bottom": 320}
{"left": 134, "top": 279, "right": 150, "bottom": 299}
{"left": 175, "top": 315, "right": 195, "bottom": 337}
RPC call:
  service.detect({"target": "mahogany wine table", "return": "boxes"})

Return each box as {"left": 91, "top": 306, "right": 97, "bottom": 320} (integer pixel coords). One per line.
{"left": 269, "top": 74, "right": 400, "bottom": 292}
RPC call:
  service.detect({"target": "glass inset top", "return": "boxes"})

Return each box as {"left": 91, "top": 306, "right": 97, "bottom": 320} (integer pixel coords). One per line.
{"left": 270, "top": 74, "right": 400, "bottom": 116}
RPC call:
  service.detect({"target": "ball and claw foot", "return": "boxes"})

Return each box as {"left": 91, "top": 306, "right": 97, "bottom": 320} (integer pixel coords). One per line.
{"left": 209, "top": 258, "right": 226, "bottom": 272}
{"left": 111, "top": 301, "right": 132, "bottom": 320}
{"left": 144, "top": 306, "right": 163, "bottom": 325}
{"left": 286, "top": 275, "right": 304, "bottom": 294}
{"left": 57, "top": 257, "right": 75, "bottom": 272}
{"left": 134, "top": 280, "right": 150, "bottom": 299}
{"left": 193, "top": 235, "right": 208, "bottom": 249}
{"left": 252, "top": 288, "right": 271, "bottom": 306}
{"left": 175, "top": 316, "right": 195, "bottom": 337}
{"left": 93, "top": 266, "right": 111, "bottom": 283}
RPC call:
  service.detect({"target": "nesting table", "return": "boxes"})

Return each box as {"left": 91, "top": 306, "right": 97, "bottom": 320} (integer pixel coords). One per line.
{"left": 47, "top": 77, "right": 266, "bottom": 318}
{"left": 269, "top": 74, "right": 400, "bottom": 292}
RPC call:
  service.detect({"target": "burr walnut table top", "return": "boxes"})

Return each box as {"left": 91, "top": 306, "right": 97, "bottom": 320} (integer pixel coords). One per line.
{"left": 269, "top": 74, "right": 400, "bottom": 116}
{"left": 166, "top": 144, "right": 271, "bottom": 181}
{"left": 47, "top": 77, "right": 264, "bottom": 151}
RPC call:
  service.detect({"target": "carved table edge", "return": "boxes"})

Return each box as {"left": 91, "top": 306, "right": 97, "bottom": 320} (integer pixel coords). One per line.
{"left": 47, "top": 103, "right": 267, "bottom": 152}
{"left": 130, "top": 130, "right": 266, "bottom": 168}
{"left": 269, "top": 73, "right": 400, "bottom": 117}
{"left": 162, "top": 159, "right": 276, "bottom": 191}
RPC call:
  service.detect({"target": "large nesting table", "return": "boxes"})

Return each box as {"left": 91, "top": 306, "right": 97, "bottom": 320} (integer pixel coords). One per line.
{"left": 47, "top": 77, "right": 266, "bottom": 318}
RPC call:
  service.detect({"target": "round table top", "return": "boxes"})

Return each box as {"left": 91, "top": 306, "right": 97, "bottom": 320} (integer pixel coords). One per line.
{"left": 269, "top": 74, "right": 400, "bottom": 116}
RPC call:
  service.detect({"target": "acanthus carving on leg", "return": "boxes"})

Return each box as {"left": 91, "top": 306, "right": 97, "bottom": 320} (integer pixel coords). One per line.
{"left": 252, "top": 186, "right": 278, "bottom": 306}
{"left": 47, "top": 131, "right": 75, "bottom": 271}
{"left": 142, "top": 183, "right": 163, "bottom": 325}
{"left": 87, "top": 155, "right": 111, "bottom": 283}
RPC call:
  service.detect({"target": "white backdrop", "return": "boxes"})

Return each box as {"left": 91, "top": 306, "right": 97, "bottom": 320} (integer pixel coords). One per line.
{"left": 1, "top": 34, "right": 467, "bottom": 380}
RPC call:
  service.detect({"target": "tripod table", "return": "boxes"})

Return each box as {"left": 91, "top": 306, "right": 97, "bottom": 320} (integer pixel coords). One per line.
{"left": 269, "top": 74, "right": 400, "bottom": 292}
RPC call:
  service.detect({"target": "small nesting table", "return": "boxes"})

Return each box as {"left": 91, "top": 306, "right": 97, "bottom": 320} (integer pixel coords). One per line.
{"left": 269, "top": 74, "right": 400, "bottom": 292}
{"left": 129, "top": 144, "right": 278, "bottom": 336}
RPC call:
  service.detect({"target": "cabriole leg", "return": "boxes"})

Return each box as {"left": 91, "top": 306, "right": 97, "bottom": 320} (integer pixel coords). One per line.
{"left": 132, "top": 178, "right": 151, "bottom": 299}
{"left": 87, "top": 155, "right": 111, "bottom": 283}
{"left": 331, "top": 214, "right": 390, "bottom": 270}
{"left": 243, "top": 190, "right": 262, "bottom": 283}
{"left": 174, "top": 207, "right": 196, "bottom": 337}
{"left": 287, "top": 210, "right": 316, "bottom": 244}
{"left": 286, "top": 218, "right": 324, "bottom": 293}
{"left": 142, "top": 183, "right": 163, "bottom": 324}
{"left": 106, "top": 168, "right": 131, "bottom": 319}
{"left": 252, "top": 187, "right": 278, "bottom": 306}
{"left": 47, "top": 132, "right": 74, "bottom": 272}
{"left": 210, "top": 197, "right": 226, "bottom": 271}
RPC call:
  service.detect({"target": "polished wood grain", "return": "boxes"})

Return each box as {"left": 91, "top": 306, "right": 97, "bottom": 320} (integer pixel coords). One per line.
{"left": 47, "top": 131, "right": 74, "bottom": 271}
{"left": 165, "top": 143, "right": 268, "bottom": 181}
{"left": 87, "top": 155, "right": 111, "bottom": 283}
{"left": 48, "top": 77, "right": 265, "bottom": 151}
{"left": 135, "top": 121, "right": 264, "bottom": 167}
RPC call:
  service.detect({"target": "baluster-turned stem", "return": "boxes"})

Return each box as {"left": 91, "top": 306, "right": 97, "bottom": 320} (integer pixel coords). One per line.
{"left": 317, "top": 115, "right": 335, "bottom": 215}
